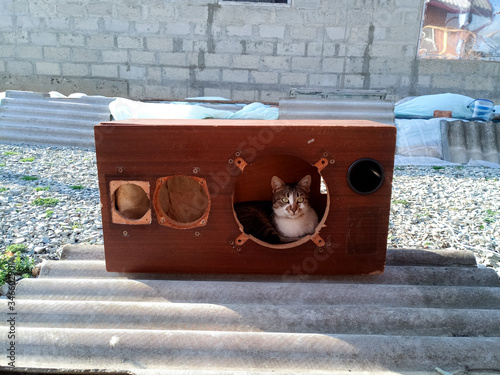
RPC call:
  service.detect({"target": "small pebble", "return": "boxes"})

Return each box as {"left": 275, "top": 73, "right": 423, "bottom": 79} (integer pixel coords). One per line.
{"left": 0, "top": 143, "right": 499, "bottom": 277}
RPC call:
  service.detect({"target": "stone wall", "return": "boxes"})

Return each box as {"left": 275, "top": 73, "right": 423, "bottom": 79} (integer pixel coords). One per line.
{"left": 0, "top": 0, "right": 498, "bottom": 102}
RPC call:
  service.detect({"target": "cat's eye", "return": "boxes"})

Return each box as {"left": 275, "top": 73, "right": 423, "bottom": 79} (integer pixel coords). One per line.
{"left": 297, "top": 197, "right": 304, "bottom": 203}
{"left": 281, "top": 197, "right": 289, "bottom": 203}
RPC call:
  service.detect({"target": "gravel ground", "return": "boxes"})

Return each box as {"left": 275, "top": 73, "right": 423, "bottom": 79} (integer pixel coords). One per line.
{"left": 1, "top": 143, "right": 499, "bottom": 276}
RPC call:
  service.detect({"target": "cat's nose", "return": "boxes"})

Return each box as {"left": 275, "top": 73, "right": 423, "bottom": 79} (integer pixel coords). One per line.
{"left": 290, "top": 205, "right": 298, "bottom": 213}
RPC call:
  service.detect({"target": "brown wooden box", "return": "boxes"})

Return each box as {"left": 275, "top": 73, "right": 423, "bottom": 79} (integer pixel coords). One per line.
{"left": 95, "top": 119, "right": 397, "bottom": 276}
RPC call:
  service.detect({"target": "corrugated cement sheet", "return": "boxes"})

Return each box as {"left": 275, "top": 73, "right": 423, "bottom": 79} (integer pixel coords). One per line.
{"left": 1, "top": 245, "right": 499, "bottom": 374}
{"left": 442, "top": 119, "right": 500, "bottom": 164}
{"left": 279, "top": 97, "right": 395, "bottom": 125}
{"left": 0, "top": 90, "right": 114, "bottom": 149}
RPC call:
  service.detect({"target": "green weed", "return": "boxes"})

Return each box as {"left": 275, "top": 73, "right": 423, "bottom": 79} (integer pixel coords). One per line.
{"left": 70, "top": 185, "right": 84, "bottom": 190}
{"left": 34, "top": 186, "right": 49, "bottom": 192}
{"left": 3, "top": 151, "right": 20, "bottom": 156}
{"left": 32, "top": 198, "right": 59, "bottom": 207}
{"left": 45, "top": 209, "right": 55, "bottom": 218}
{"left": 0, "top": 244, "right": 34, "bottom": 286}
{"left": 20, "top": 157, "right": 35, "bottom": 162}
{"left": 0, "top": 187, "right": 9, "bottom": 193}
{"left": 393, "top": 199, "right": 410, "bottom": 206}
{"left": 20, "top": 176, "right": 38, "bottom": 181}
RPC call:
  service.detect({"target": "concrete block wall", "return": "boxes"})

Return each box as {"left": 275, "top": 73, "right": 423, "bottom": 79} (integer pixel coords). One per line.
{"left": 0, "top": 0, "right": 499, "bottom": 102}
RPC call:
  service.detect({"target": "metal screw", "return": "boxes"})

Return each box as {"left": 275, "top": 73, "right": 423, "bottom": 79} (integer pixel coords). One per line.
{"left": 228, "top": 159, "right": 234, "bottom": 164}
{"left": 122, "top": 231, "right": 129, "bottom": 237}
{"left": 194, "top": 231, "right": 201, "bottom": 237}
{"left": 330, "top": 159, "right": 335, "bottom": 164}
{"left": 160, "top": 217, "right": 166, "bottom": 224}
{"left": 235, "top": 151, "right": 241, "bottom": 157}
{"left": 318, "top": 248, "right": 324, "bottom": 253}
{"left": 116, "top": 167, "right": 124, "bottom": 173}
{"left": 193, "top": 167, "right": 200, "bottom": 174}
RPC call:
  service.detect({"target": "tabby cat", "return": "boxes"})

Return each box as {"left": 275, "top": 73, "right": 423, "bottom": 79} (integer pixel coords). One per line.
{"left": 234, "top": 175, "right": 318, "bottom": 244}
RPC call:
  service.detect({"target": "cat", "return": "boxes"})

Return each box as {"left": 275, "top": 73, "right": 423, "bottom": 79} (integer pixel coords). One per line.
{"left": 234, "top": 175, "right": 318, "bottom": 244}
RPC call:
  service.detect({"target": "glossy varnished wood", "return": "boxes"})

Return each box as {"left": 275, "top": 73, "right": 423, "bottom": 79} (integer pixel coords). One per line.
{"left": 95, "top": 119, "right": 397, "bottom": 275}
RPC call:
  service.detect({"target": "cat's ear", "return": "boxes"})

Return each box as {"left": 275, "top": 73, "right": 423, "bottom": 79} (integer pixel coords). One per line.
{"left": 271, "top": 176, "right": 286, "bottom": 194}
{"left": 298, "top": 175, "right": 312, "bottom": 192}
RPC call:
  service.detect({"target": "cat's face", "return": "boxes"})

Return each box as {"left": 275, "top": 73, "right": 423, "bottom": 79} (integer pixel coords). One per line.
{"left": 271, "top": 175, "right": 312, "bottom": 219}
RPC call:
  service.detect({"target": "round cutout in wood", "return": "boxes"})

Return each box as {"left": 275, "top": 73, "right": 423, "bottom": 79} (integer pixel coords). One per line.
{"left": 154, "top": 175, "right": 210, "bottom": 229}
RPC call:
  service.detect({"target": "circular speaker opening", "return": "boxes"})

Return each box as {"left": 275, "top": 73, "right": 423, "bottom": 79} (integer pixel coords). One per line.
{"left": 347, "top": 158, "right": 384, "bottom": 195}
{"left": 113, "top": 183, "right": 150, "bottom": 220}
{"left": 155, "top": 175, "right": 210, "bottom": 228}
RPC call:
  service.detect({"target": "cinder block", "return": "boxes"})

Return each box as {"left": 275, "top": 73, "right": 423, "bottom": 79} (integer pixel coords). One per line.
{"left": 290, "top": 26, "right": 318, "bottom": 40}
{"left": 260, "top": 56, "right": 291, "bottom": 71}
{"left": 87, "top": 2, "right": 113, "bottom": 17}
{"left": 294, "top": 0, "right": 321, "bottom": 8}
{"left": 119, "top": 65, "right": 147, "bottom": 80}
{"left": 232, "top": 55, "right": 260, "bottom": 69}
{"left": 280, "top": 72, "right": 307, "bottom": 86}
{"left": 231, "top": 89, "right": 258, "bottom": 102}
{"left": 0, "top": 16, "right": 13, "bottom": 29}
{"left": 259, "top": 25, "right": 286, "bottom": 39}
{"left": 292, "top": 57, "right": 320, "bottom": 71}
{"left": 59, "top": 33, "right": 86, "bottom": 47}
{"left": 62, "top": 63, "right": 89, "bottom": 77}
{"left": 246, "top": 41, "right": 275, "bottom": 55}
{"left": 0, "top": 45, "right": 17, "bottom": 59}
{"left": 16, "top": 16, "right": 42, "bottom": 29}
{"left": 250, "top": 71, "right": 279, "bottom": 85}
{"left": 103, "top": 19, "right": 130, "bottom": 34}
{"left": 17, "top": 45, "right": 44, "bottom": 59}
{"left": 43, "top": 47, "right": 71, "bottom": 61}
{"left": 135, "top": 22, "right": 160, "bottom": 35}
{"left": 162, "top": 66, "right": 191, "bottom": 81}
{"left": 57, "top": 2, "right": 87, "bottom": 17}
{"left": 36, "top": 62, "right": 61, "bottom": 75}
{"left": 86, "top": 35, "right": 115, "bottom": 49}
{"left": 158, "top": 52, "right": 186, "bottom": 66}
{"left": 343, "top": 74, "right": 366, "bottom": 88}
{"left": 92, "top": 64, "right": 118, "bottom": 78}
{"left": 44, "top": 17, "right": 71, "bottom": 30}
{"left": 74, "top": 18, "right": 100, "bottom": 32}
{"left": 30, "top": 32, "right": 58, "bottom": 46}
{"left": 215, "top": 39, "right": 244, "bottom": 54}
{"left": 115, "top": 2, "right": 143, "bottom": 19}
{"left": 277, "top": 42, "right": 306, "bottom": 56}
{"left": 102, "top": 50, "right": 128, "bottom": 64}
{"left": 147, "top": 37, "right": 174, "bottom": 52}
{"left": 309, "top": 73, "right": 339, "bottom": 87}
{"left": 222, "top": 69, "right": 249, "bottom": 83}
{"left": 176, "top": 4, "right": 209, "bottom": 21}
{"left": 117, "top": 36, "right": 144, "bottom": 49}
{"left": 130, "top": 50, "right": 156, "bottom": 65}
{"left": 6, "top": 61, "right": 33, "bottom": 75}
{"left": 164, "top": 22, "right": 191, "bottom": 36}
{"left": 72, "top": 48, "right": 101, "bottom": 63}
{"left": 322, "top": 57, "right": 345, "bottom": 73}
{"left": 226, "top": 25, "right": 253, "bottom": 37}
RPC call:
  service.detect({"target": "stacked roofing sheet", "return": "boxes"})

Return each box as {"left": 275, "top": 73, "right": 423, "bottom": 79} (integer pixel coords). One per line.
{"left": 1, "top": 245, "right": 499, "bottom": 373}
{"left": 0, "top": 90, "right": 114, "bottom": 149}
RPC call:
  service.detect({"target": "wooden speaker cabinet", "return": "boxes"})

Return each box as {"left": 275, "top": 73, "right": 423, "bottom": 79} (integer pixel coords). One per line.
{"left": 95, "top": 119, "right": 396, "bottom": 276}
